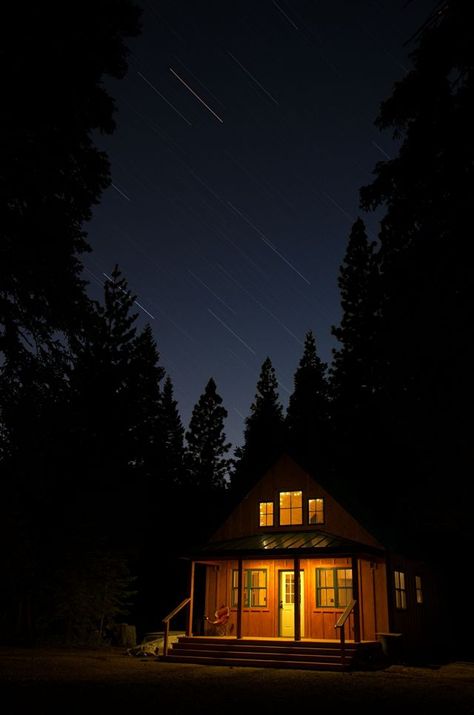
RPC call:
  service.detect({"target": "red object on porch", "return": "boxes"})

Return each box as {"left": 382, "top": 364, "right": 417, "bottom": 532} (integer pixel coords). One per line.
{"left": 205, "top": 605, "right": 230, "bottom": 635}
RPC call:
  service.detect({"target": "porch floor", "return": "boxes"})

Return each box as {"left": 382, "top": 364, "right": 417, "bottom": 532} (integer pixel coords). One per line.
{"left": 189, "top": 635, "right": 376, "bottom": 643}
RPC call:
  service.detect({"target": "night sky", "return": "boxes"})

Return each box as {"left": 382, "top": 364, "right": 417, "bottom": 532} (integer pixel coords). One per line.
{"left": 86, "top": 0, "right": 434, "bottom": 449}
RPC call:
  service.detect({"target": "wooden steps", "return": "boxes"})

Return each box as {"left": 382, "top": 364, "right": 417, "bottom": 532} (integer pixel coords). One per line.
{"left": 163, "top": 636, "right": 383, "bottom": 671}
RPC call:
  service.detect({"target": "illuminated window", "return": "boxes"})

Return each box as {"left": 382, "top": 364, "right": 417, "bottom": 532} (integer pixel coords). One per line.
{"left": 308, "top": 498, "right": 324, "bottom": 524}
{"left": 394, "top": 570, "right": 407, "bottom": 609}
{"left": 259, "top": 501, "right": 274, "bottom": 527}
{"left": 316, "top": 568, "right": 353, "bottom": 608}
{"left": 232, "top": 569, "right": 267, "bottom": 607}
{"left": 415, "top": 575, "right": 423, "bottom": 604}
{"left": 279, "top": 491, "right": 303, "bottom": 525}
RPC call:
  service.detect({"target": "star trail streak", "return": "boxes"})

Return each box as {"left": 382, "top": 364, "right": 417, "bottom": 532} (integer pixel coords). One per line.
{"left": 137, "top": 70, "right": 193, "bottom": 125}
{"left": 188, "top": 270, "right": 236, "bottom": 315}
{"left": 169, "top": 67, "right": 224, "bottom": 123}
{"left": 102, "top": 272, "right": 156, "bottom": 320}
{"left": 372, "top": 140, "right": 391, "bottom": 159}
{"left": 227, "top": 202, "right": 311, "bottom": 285}
{"left": 111, "top": 183, "right": 131, "bottom": 201}
{"left": 208, "top": 309, "right": 256, "bottom": 355}
{"left": 227, "top": 52, "right": 279, "bottom": 106}
{"left": 217, "top": 263, "right": 304, "bottom": 347}
{"left": 272, "top": 0, "right": 299, "bottom": 30}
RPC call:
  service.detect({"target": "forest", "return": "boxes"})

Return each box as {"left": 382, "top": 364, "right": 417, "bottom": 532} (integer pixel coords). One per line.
{"left": 1, "top": 1, "right": 472, "bottom": 655}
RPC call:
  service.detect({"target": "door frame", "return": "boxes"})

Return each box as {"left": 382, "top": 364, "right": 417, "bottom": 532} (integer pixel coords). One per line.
{"left": 278, "top": 569, "right": 305, "bottom": 637}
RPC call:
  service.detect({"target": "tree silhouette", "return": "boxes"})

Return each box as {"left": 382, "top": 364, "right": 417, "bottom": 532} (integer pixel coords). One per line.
{"left": 287, "top": 331, "right": 329, "bottom": 467}
{"left": 158, "top": 375, "right": 185, "bottom": 489}
{"left": 232, "top": 357, "right": 285, "bottom": 497}
{"left": 353, "top": 1, "right": 474, "bottom": 652}
{"left": 69, "top": 266, "right": 165, "bottom": 540}
{"left": 185, "top": 378, "right": 232, "bottom": 491}
{"left": 0, "top": 1, "right": 141, "bottom": 364}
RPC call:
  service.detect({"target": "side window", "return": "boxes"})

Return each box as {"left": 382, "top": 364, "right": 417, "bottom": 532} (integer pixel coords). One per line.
{"left": 394, "top": 570, "right": 407, "bottom": 609}
{"left": 259, "top": 501, "right": 274, "bottom": 527}
{"left": 308, "top": 498, "right": 324, "bottom": 524}
{"left": 415, "top": 575, "right": 423, "bottom": 604}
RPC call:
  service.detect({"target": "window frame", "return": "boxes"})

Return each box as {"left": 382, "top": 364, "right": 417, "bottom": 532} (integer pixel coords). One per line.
{"left": 415, "top": 575, "right": 423, "bottom": 605}
{"left": 279, "top": 490, "right": 303, "bottom": 526}
{"left": 231, "top": 568, "right": 268, "bottom": 608}
{"left": 308, "top": 497, "right": 325, "bottom": 525}
{"left": 259, "top": 500, "right": 274, "bottom": 527}
{"left": 394, "top": 570, "right": 407, "bottom": 610}
{"left": 315, "top": 567, "right": 353, "bottom": 609}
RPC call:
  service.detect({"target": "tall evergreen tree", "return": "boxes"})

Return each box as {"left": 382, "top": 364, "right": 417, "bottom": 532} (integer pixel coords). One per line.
{"left": 356, "top": 0, "right": 474, "bottom": 541}
{"left": 286, "top": 331, "right": 329, "bottom": 466}
{"left": 158, "top": 375, "right": 185, "bottom": 489}
{"left": 68, "top": 266, "right": 164, "bottom": 538}
{"left": 232, "top": 357, "right": 285, "bottom": 497}
{"left": 128, "top": 324, "right": 165, "bottom": 482}
{"left": 185, "top": 378, "right": 232, "bottom": 491}
{"left": 0, "top": 2, "right": 142, "bottom": 644}
{"left": 0, "top": 1, "right": 141, "bottom": 364}
{"left": 354, "top": 2, "right": 474, "bottom": 652}
{"left": 331, "top": 218, "right": 379, "bottom": 405}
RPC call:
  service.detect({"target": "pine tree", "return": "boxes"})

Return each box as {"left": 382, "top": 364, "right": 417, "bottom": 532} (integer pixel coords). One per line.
{"left": 185, "top": 378, "right": 232, "bottom": 491}
{"left": 232, "top": 357, "right": 285, "bottom": 497}
{"left": 70, "top": 265, "right": 138, "bottom": 479}
{"left": 286, "top": 331, "right": 329, "bottom": 466}
{"left": 68, "top": 266, "right": 163, "bottom": 538}
{"left": 159, "top": 375, "right": 185, "bottom": 488}
{"left": 357, "top": 0, "right": 474, "bottom": 538}
{"left": 128, "top": 324, "right": 165, "bottom": 482}
{"left": 330, "top": 218, "right": 379, "bottom": 410}
{"left": 354, "top": 3, "right": 474, "bottom": 650}
{"left": 0, "top": 1, "right": 141, "bottom": 364}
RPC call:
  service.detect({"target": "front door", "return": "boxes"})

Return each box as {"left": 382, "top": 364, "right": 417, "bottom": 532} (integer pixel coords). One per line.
{"left": 279, "top": 570, "right": 305, "bottom": 637}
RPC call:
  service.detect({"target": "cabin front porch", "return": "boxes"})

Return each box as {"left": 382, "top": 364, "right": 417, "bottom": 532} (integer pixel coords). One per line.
{"left": 161, "top": 553, "right": 388, "bottom": 669}
{"left": 191, "top": 554, "right": 388, "bottom": 642}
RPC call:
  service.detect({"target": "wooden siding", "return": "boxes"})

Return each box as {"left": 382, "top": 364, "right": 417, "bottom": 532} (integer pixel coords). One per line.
{"left": 201, "top": 557, "right": 387, "bottom": 641}
{"left": 358, "top": 558, "right": 389, "bottom": 641}
{"left": 388, "top": 555, "right": 439, "bottom": 652}
{"left": 211, "top": 454, "right": 382, "bottom": 548}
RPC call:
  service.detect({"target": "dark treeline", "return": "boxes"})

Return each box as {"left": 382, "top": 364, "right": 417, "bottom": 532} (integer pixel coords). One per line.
{"left": 1, "top": 1, "right": 472, "bottom": 654}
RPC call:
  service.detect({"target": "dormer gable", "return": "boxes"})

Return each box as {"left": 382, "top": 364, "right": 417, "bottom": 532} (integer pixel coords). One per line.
{"left": 211, "top": 453, "right": 382, "bottom": 550}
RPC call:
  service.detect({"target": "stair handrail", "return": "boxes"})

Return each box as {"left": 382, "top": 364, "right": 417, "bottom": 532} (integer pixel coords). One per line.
{"left": 334, "top": 599, "right": 357, "bottom": 668}
{"left": 162, "top": 596, "right": 191, "bottom": 658}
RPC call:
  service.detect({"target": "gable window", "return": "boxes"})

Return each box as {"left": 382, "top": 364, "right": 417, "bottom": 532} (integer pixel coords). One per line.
{"left": 259, "top": 501, "right": 274, "bottom": 527}
{"left": 394, "top": 570, "right": 407, "bottom": 609}
{"left": 316, "top": 568, "right": 353, "bottom": 608}
{"left": 308, "top": 498, "right": 324, "bottom": 524}
{"left": 232, "top": 569, "right": 267, "bottom": 608}
{"left": 415, "top": 575, "right": 423, "bottom": 604}
{"left": 279, "top": 491, "right": 303, "bottom": 525}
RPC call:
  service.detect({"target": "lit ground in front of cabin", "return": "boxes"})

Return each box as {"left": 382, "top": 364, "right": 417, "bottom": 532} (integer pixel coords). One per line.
{"left": 1, "top": 648, "right": 473, "bottom": 714}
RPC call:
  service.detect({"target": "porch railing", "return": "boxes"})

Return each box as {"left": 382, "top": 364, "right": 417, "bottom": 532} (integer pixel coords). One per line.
{"left": 334, "top": 598, "right": 357, "bottom": 668}
{"left": 162, "top": 597, "right": 191, "bottom": 658}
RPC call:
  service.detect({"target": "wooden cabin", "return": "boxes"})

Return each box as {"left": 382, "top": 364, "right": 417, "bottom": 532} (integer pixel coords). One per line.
{"left": 163, "top": 454, "right": 435, "bottom": 669}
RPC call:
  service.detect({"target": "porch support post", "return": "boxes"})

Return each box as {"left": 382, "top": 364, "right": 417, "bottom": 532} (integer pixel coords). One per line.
{"left": 294, "top": 557, "right": 301, "bottom": 641}
{"left": 351, "top": 555, "right": 361, "bottom": 643}
{"left": 237, "top": 558, "right": 243, "bottom": 640}
{"left": 186, "top": 560, "right": 195, "bottom": 637}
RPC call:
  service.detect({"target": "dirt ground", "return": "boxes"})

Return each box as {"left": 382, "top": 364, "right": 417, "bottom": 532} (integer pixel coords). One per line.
{"left": 1, "top": 648, "right": 474, "bottom": 715}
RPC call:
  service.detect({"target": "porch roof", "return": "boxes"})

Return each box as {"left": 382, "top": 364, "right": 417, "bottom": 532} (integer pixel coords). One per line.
{"left": 194, "top": 530, "right": 384, "bottom": 559}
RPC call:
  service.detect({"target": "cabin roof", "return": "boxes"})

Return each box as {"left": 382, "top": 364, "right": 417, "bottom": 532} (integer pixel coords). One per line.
{"left": 194, "top": 529, "right": 384, "bottom": 559}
